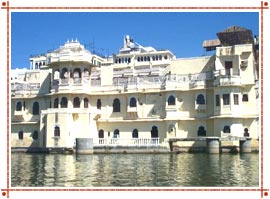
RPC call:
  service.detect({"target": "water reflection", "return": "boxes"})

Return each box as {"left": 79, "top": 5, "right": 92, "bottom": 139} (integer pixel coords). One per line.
{"left": 11, "top": 153, "right": 259, "bottom": 187}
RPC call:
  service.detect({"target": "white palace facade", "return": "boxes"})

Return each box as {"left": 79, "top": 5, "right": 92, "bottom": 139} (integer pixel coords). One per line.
{"left": 11, "top": 26, "right": 259, "bottom": 153}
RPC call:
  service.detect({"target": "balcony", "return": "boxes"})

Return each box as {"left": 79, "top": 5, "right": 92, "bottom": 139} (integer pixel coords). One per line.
{"left": 93, "top": 138, "right": 160, "bottom": 147}
{"left": 13, "top": 111, "right": 24, "bottom": 122}
{"left": 48, "top": 53, "right": 94, "bottom": 65}
{"left": 195, "top": 104, "right": 206, "bottom": 112}
{"left": 113, "top": 68, "right": 133, "bottom": 77}
{"left": 165, "top": 105, "right": 178, "bottom": 118}
{"left": 12, "top": 111, "right": 40, "bottom": 123}
{"left": 126, "top": 106, "right": 138, "bottom": 119}
{"left": 213, "top": 69, "right": 241, "bottom": 86}
{"left": 190, "top": 80, "right": 207, "bottom": 89}
{"left": 216, "top": 46, "right": 234, "bottom": 56}
{"left": 163, "top": 72, "right": 212, "bottom": 90}
{"left": 48, "top": 70, "right": 217, "bottom": 94}
{"left": 51, "top": 78, "right": 91, "bottom": 92}
{"left": 213, "top": 76, "right": 241, "bottom": 86}
{"left": 11, "top": 83, "right": 40, "bottom": 97}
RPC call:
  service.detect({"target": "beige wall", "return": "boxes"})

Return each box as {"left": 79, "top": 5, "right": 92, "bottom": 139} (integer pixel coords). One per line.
{"left": 170, "top": 56, "right": 214, "bottom": 75}
{"left": 44, "top": 111, "right": 95, "bottom": 148}
{"left": 11, "top": 42, "right": 259, "bottom": 150}
{"left": 11, "top": 123, "right": 40, "bottom": 148}
{"left": 97, "top": 121, "right": 167, "bottom": 141}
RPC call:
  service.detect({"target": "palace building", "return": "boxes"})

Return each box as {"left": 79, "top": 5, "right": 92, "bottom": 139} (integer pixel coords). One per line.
{"left": 11, "top": 26, "right": 259, "bottom": 153}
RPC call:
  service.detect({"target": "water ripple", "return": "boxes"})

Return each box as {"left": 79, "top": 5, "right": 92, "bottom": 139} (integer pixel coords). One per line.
{"left": 11, "top": 153, "right": 259, "bottom": 187}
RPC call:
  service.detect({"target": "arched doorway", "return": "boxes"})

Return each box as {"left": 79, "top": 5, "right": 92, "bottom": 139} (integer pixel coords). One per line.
{"left": 98, "top": 129, "right": 104, "bottom": 138}
{"left": 98, "top": 129, "right": 104, "bottom": 144}
{"left": 113, "top": 129, "right": 120, "bottom": 138}
{"left": 132, "top": 129, "right": 139, "bottom": 138}
{"left": 151, "top": 126, "right": 158, "bottom": 138}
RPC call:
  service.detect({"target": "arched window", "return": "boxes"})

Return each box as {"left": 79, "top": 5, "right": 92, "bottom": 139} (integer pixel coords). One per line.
{"left": 73, "top": 68, "right": 81, "bottom": 84}
{"left": 84, "top": 98, "right": 89, "bottom": 108}
{"left": 113, "top": 98, "right": 120, "bottom": 112}
{"left": 130, "top": 97, "right": 137, "bottom": 107}
{"left": 18, "top": 131, "right": 23, "bottom": 140}
{"left": 32, "top": 130, "right": 38, "bottom": 140}
{"left": 197, "top": 126, "right": 206, "bottom": 136}
{"left": 113, "top": 129, "right": 120, "bottom": 138}
{"left": 196, "top": 94, "right": 205, "bottom": 104}
{"left": 61, "top": 97, "right": 68, "bottom": 108}
{"left": 132, "top": 129, "right": 139, "bottom": 138}
{"left": 32, "top": 102, "right": 39, "bottom": 115}
{"left": 54, "top": 126, "right": 60, "bottom": 137}
{"left": 223, "top": 125, "right": 231, "bottom": 133}
{"left": 97, "top": 99, "right": 101, "bottom": 110}
{"left": 54, "top": 98, "right": 59, "bottom": 108}
{"left": 73, "top": 68, "right": 81, "bottom": 78}
{"left": 151, "top": 126, "right": 158, "bottom": 138}
{"left": 168, "top": 95, "right": 176, "bottom": 105}
{"left": 244, "top": 128, "right": 249, "bottom": 137}
{"left": 83, "top": 69, "right": 89, "bottom": 78}
{"left": 98, "top": 129, "right": 104, "bottom": 138}
{"left": 54, "top": 70, "right": 60, "bottom": 80}
{"left": 16, "top": 102, "right": 22, "bottom": 111}
{"left": 73, "top": 97, "right": 80, "bottom": 108}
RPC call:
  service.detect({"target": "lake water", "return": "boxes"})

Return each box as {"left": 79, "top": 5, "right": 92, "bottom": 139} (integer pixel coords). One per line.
{"left": 11, "top": 153, "right": 259, "bottom": 187}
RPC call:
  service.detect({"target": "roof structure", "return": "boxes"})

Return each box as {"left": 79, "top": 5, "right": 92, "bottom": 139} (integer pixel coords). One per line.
{"left": 216, "top": 25, "right": 254, "bottom": 46}
{"left": 203, "top": 25, "right": 254, "bottom": 51}
{"left": 202, "top": 39, "right": 221, "bottom": 51}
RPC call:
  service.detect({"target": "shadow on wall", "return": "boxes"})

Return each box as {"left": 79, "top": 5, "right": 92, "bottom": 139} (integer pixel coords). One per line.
{"left": 38, "top": 72, "right": 51, "bottom": 95}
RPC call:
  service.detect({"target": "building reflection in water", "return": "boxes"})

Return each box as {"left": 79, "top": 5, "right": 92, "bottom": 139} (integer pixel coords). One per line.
{"left": 11, "top": 153, "right": 259, "bottom": 187}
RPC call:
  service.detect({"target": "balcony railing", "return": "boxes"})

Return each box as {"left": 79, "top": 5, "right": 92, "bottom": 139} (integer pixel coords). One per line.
{"left": 12, "top": 68, "right": 246, "bottom": 95}
{"left": 51, "top": 78, "right": 91, "bottom": 91}
{"left": 216, "top": 46, "right": 234, "bottom": 56}
{"left": 93, "top": 138, "right": 160, "bottom": 147}
{"left": 11, "top": 83, "right": 40, "bottom": 96}
{"left": 213, "top": 69, "right": 241, "bottom": 86}
{"left": 48, "top": 53, "right": 93, "bottom": 64}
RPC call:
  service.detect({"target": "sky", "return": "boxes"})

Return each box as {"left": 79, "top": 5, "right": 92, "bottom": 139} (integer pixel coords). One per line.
{"left": 11, "top": 12, "right": 259, "bottom": 69}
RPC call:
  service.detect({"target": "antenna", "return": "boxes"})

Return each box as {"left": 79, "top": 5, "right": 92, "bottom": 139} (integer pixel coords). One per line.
{"left": 83, "top": 38, "right": 109, "bottom": 58}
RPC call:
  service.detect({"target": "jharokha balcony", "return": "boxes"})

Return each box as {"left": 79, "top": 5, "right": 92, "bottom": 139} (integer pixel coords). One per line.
{"left": 51, "top": 77, "right": 91, "bottom": 92}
